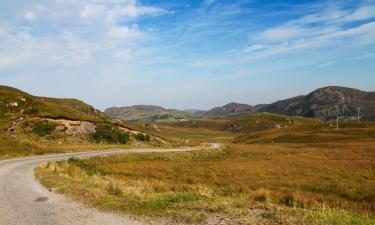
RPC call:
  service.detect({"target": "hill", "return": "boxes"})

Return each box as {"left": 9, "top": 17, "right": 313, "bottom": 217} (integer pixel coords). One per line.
{"left": 0, "top": 85, "right": 163, "bottom": 159}
{"left": 0, "top": 85, "right": 107, "bottom": 122}
{"left": 105, "top": 105, "right": 196, "bottom": 123}
{"left": 172, "top": 112, "right": 318, "bottom": 134}
{"left": 199, "top": 102, "right": 256, "bottom": 118}
{"left": 260, "top": 86, "right": 375, "bottom": 120}
{"left": 197, "top": 86, "right": 375, "bottom": 120}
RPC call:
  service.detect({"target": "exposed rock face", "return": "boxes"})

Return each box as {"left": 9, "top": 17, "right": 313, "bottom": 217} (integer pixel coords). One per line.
{"left": 46, "top": 119, "right": 96, "bottom": 136}
{"left": 261, "top": 86, "right": 375, "bottom": 120}
{"left": 65, "top": 121, "right": 96, "bottom": 136}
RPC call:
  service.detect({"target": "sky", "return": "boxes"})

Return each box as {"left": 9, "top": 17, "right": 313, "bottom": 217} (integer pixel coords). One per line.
{"left": 0, "top": 0, "right": 374, "bottom": 110}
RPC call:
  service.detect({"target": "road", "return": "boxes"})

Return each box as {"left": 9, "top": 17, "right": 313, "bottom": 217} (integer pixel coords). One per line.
{"left": 0, "top": 144, "right": 220, "bottom": 225}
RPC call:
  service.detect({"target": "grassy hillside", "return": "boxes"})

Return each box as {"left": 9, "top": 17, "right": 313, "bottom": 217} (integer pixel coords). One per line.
{"left": 172, "top": 112, "right": 318, "bottom": 133}
{"left": 0, "top": 85, "right": 107, "bottom": 122}
{"left": 0, "top": 85, "right": 163, "bottom": 159}
{"left": 235, "top": 121, "right": 375, "bottom": 144}
{"left": 105, "top": 105, "right": 197, "bottom": 123}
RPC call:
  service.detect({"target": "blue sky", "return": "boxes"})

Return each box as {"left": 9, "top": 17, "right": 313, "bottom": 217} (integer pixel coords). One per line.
{"left": 0, "top": 0, "right": 374, "bottom": 110}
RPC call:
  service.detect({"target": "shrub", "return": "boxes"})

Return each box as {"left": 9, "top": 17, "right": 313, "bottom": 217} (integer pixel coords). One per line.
{"left": 91, "top": 125, "right": 130, "bottom": 144}
{"left": 32, "top": 121, "right": 56, "bottom": 136}
{"left": 134, "top": 133, "right": 150, "bottom": 142}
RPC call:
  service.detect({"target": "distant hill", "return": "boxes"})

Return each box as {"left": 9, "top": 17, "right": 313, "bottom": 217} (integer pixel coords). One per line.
{"left": 197, "top": 86, "right": 375, "bottom": 120}
{"left": 260, "top": 86, "right": 375, "bottom": 120}
{"left": 105, "top": 105, "right": 196, "bottom": 123}
{"left": 199, "top": 102, "right": 261, "bottom": 118}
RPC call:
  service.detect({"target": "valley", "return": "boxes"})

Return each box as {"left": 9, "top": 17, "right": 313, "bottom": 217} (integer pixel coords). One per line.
{"left": 1, "top": 85, "right": 374, "bottom": 225}
{"left": 1, "top": 1, "right": 374, "bottom": 224}
{"left": 36, "top": 112, "right": 375, "bottom": 224}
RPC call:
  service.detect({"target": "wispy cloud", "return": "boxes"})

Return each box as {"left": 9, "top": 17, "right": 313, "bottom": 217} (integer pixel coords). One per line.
{"left": 245, "top": 2, "right": 375, "bottom": 60}
{"left": 243, "top": 44, "right": 266, "bottom": 52}
{"left": 318, "top": 61, "right": 335, "bottom": 68}
{"left": 203, "top": 0, "right": 216, "bottom": 6}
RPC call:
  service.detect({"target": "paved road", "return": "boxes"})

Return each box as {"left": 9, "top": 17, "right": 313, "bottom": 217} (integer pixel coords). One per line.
{"left": 0, "top": 145, "right": 220, "bottom": 225}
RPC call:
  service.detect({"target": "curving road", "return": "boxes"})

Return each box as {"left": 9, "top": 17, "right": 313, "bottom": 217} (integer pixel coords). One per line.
{"left": 0, "top": 144, "right": 220, "bottom": 225}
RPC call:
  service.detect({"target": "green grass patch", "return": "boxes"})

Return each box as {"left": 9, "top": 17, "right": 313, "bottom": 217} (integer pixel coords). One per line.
{"left": 305, "top": 208, "right": 375, "bottom": 225}
{"left": 141, "top": 193, "right": 206, "bottom": 211}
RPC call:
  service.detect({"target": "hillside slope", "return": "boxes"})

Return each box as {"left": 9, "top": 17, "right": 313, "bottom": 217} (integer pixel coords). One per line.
{"left": 0, "top": 85, "right": 162, "bottom": 159}
{"left": 260, "top": 86, "right": 375, "bottom": 120}
{"left": 0, "top": 85, "right": 107, "bottom": 122}
{"left": 173, "top": 112, "right": 318, "bottom": 134}
{"left": 195, "top": 86, "right": 375, "bottom": 120}
{"left": 105, "top": 105, "right": 196, "bottom": 123}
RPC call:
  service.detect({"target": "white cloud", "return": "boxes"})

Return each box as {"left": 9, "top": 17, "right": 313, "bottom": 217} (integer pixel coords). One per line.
{"left": 343, "top": 5, "right": 375, "bottom": 22}
{"left": 256, "top": 26, "right": 307, "bottom": 42}
{"left": 245, "top": 2, "right": 375, "bottom": 60}
{"left": 0, "top": 57, "right": 20, "bottom": 66}
{"left": 352, "top": 53, "right": 375, "bottom": 60}
{"left": 203, "top": 0, "right": 216, "bottom": 6}
{"left": 24, "top": 11, "right": 35, "bottom": 22}
{"left": 110, "top": 5, "right": 166, "bottom": 19}
{"left": 254, "top": 4, "right": 375, "bottom": 44}
{"left": 243, "top": 44, "right": 266, "bottom": 52}
{"left": 0, "top": 0, "right": 166, "bottom": 69}
{"left": 244, "top": 21, "right": 375, "bottom": 60}
{"left": 318, "top": 61, "right": 335, "bottom": 68}
{"left": 80, "top": 4, "right": 106, "bottom": 19}
{"left": 108, "top": 26, "right": 146, "bottom": 40}
{"left": 113, "top": 49, "right": 132, "bottom": 62}
{"left": 0, "top": 26, "right": 7, "bottom": 37}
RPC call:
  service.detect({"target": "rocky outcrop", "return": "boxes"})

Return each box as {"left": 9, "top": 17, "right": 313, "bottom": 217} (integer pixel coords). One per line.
{"left": 45, "top": 119, "right": 96, "bottom": 136}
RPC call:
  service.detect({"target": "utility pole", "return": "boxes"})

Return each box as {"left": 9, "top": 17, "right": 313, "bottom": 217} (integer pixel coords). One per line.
{"left": 357, "top": 107, "right": 361, "bottom": 123}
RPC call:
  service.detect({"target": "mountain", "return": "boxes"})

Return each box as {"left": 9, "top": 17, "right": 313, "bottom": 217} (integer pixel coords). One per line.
{"left": 200, "top": 102, "right": 260, "bottom": 118}
{"left": 193, "top": 86, "right": 375, "bottom": 120}
{"left": 105, "top": 105, "right": 196, "bottom": 123}
{"left": 260, "top": 86, "right": 375, "bottom": 120}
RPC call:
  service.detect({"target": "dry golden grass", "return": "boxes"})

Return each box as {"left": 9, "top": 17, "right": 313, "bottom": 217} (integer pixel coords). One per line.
{"left": 34, "top": 116, "right": 375, "bottom": 224}
{"left": 36, "top": 139, "right": 375, "bottom": 224}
